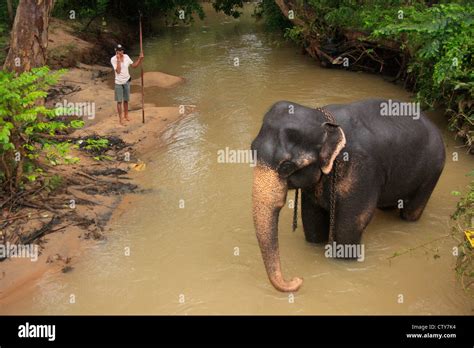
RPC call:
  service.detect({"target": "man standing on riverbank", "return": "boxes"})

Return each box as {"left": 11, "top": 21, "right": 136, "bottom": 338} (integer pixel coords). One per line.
{"left": 111, "top": 44, "right": 144, "bottom": 126}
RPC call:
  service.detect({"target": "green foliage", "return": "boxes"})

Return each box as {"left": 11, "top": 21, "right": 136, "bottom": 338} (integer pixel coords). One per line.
{"left": 77, "top": 137, "right": 111, "bottom": 161}
{"left": 284, "top": 26, "right": 304, "bottom": 45}
{"left": 0, "top": 66, "right": 84, "bottom": 192}
{"left": 83, "top": 137, "right": 108, "bottom": 150}
{"left": 0, "top": 0, "right": 18, "bottom": 24}
{"left": 43, "top": 142, "right": 80, "bottom": 166}
{"left": 84, "top": 138, "right": 108, "bottom": 151}
{"left": 254, "top": 0, "right": 293, "bottom": 31}
{"left": 307, "top": 0, "right": 426, "bottom": 32}
{"left": 44, "top": 173, "right": 63, "bottom": 192}
{"left": 0, "top": 0, "right": 18, "bottom": 65}
{"left": 452, "top": 171, "right": 474, "bottom": 222}
{"left": 289, "top": 0, "right": 473, "bottom": 150}
{"left": 451, "top": 171, "right": 474, "bottom": 296}
{"left": 52, "top": 0, "right": 203, "bottom": 24}
{"left": 369, "top": 4, "right": 474, "bottom": 147}
{"left": 53, "top": 0, "right": 109, "bottom": 19}
{"left": 213, "top": 0, "right": 243, "bottom": 19}
{"left": 51, "top": 0, "right": 247, "bottom": 25}
{"left": 0, "top": 26, "right": 7, "bottom": 66}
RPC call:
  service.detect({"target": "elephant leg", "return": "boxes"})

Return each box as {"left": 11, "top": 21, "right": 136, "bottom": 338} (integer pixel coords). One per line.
{"left": 378, "top": 205, "right": 397, "bottom": 211}
{"left": 332, "top": 188, "right": 379, "bottom": 249}
{"left": 400, "top": 174, "right": 440, "bottom": 222}
{"left": 301, "top": 189, "right": 329, "bottom": 243}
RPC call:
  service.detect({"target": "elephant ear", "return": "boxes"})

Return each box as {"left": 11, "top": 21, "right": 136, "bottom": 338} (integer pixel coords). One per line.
{"left": 319, "top": 122, "right": 346, "bottom": 175}
{"left": 276, "top": 128, "right": 317, "bottom": 179}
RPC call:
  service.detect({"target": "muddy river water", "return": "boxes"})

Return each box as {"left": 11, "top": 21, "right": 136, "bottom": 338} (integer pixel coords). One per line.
{"left": 3, "top": 4, "right": 473, "bottom": 314}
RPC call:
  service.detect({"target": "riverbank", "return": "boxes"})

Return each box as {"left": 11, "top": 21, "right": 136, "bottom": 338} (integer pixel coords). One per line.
{"left": 268, "top": 1, "right": 473, "bottom": 153}
{"left": 0, "top": 18, "right": 186, "bottom": 304}
{"left": 1, "top": 2, "right": 472, "bottom": 315}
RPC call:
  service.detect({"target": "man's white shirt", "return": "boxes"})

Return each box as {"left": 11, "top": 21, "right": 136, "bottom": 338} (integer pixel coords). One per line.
{"left": 111, "top": 54, "right": 133, "bottom": 84}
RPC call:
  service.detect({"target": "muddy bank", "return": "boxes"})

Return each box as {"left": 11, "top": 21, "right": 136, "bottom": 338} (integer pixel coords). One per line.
{"left": 46, "top": 17, "right": 135, "bottom": 69}
{"left": 0, "top": 19, "right": 186, "bottom": 304}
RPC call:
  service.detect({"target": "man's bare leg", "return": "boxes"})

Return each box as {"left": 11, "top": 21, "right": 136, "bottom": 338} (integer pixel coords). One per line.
{"left": 117, "top": 102, "right": 125, "bottom": 126}
{"left": 124, "top": 101, "right": 130, "bottom": 121}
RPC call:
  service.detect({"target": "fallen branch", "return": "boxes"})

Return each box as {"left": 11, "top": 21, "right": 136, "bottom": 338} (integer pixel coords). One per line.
{"left": 387, "top": 234, "right": 452, "bottom": 261}
{"left": 77, "top": 171, "right": 99, "bottom": 181}
{"left": 0, "top": 211, "right": 43, "bottom": 223}
{"left": 20, "top": 216, "right": 59, "bottom": 244}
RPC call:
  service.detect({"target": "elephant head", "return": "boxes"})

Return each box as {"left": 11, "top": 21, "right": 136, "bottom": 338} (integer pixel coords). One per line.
{"left": 251, "top": 102, "right": 346, "bottom": 292}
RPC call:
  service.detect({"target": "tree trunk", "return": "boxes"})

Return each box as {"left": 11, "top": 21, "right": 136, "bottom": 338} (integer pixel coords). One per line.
{"left": 274, "top": 0, "right": 308, "bottom": 27}
{"left": 2, "top": 0, "right": 55, "bottom": 193}
{"left": 3, "top": 0, "right": 55, "bottom": 73}
{"left": 6, "top": 0, "right": 14, "bottom": 23}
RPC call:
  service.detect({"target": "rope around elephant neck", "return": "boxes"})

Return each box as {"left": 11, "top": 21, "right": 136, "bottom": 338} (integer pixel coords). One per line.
{"left": 292, "top": 107, "right": 339, "bottom": 244}
{"left": 316, "top": 107, "right": 339, "bottom": 244}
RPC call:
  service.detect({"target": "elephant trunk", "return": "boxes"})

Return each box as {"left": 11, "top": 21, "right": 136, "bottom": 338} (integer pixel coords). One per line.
{"left": 252, "top": 164, "right": 303, "bottom": 292}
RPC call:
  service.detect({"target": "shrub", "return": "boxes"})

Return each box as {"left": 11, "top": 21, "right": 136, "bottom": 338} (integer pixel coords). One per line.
{"left": 0, "top": 66, "right": 84, "bottom": 192}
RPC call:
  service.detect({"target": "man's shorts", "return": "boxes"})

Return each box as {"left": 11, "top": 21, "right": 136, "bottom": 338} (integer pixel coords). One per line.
{"left": 115, "top": 81, "right": 130, "bottom": 102}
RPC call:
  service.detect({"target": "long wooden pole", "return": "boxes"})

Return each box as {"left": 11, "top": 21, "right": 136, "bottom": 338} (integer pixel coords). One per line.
{"left": 139, "top": 11, "right": 145, "bottom": 124}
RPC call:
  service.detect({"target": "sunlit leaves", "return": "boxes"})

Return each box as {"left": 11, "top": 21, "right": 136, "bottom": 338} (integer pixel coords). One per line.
{"left": 0, "top": 66, "right": 84, "bottom": 188}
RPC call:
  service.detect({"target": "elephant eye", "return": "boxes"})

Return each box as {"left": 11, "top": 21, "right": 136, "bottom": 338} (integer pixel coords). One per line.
{"left": 277, "top": 160, "right": 297, "bottom": 178}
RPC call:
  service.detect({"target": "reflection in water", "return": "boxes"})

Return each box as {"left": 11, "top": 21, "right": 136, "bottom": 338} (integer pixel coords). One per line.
{"left": 2, "top": 3, "right": 472, "bottom": 315}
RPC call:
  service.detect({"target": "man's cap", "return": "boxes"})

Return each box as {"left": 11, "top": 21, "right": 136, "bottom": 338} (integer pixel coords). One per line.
{"left": 115, "top": 44, "right": 125, "bottom": 51}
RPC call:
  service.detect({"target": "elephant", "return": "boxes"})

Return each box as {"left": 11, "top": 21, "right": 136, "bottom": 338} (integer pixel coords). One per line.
{"left": 251, "top": 99, "right": 446, "bottom": 292}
